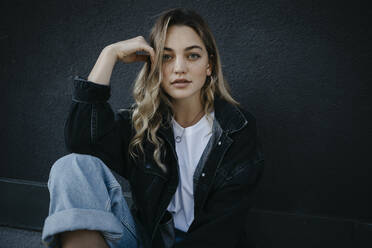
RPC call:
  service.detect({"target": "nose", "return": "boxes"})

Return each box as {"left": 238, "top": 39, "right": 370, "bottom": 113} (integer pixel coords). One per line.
{"left": 173, "top": 56, "right": 187, "bottom": 74}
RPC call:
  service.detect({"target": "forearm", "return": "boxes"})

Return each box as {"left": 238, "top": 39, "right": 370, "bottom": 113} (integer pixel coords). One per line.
{"left": 65, "top": 78, "right": 114, "bottom": 152}
{"left": 87, "top": 45, "right": 117, "bottom": 86}
{"left": 65, "top": 77, "right": 127, "bottom": 176}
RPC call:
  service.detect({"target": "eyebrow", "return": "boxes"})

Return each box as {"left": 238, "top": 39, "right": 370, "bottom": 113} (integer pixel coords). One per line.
{"left": 164, "top": 45, "right": 203, "bottom": 52}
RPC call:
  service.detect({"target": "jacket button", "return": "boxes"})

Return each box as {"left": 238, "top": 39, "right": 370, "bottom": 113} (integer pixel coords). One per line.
{"left": 201, "top": 173, "right": 206, "bottom": 177}
{"left": 218, "top": 141, "right": 222, "bottom": 146}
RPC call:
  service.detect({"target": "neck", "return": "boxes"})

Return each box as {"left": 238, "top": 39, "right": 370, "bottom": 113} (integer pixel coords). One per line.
{"left": 172, "top": 96, "right": 204, "bottom": 128}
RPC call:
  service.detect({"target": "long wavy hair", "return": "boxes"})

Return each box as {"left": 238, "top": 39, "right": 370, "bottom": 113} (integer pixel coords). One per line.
{"left": 128, "top": 8, "right": 239, "bottom": 173}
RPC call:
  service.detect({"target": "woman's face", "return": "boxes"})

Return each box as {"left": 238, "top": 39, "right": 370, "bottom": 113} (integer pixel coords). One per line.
{"left": 161, "top": 25, "right": 211, "bottom": 103}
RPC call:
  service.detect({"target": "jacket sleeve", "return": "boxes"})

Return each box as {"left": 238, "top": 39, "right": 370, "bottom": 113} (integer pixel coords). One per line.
{"left": 175, "top": 113, "right": 264, "bottom": 248}
{"left": 64, "top": 76, "right": 133, "bottom": 179}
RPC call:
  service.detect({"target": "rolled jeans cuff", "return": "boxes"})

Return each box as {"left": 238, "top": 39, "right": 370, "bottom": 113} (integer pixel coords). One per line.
{"left": 42, "top": 207, "right": 124, "bottom": 247}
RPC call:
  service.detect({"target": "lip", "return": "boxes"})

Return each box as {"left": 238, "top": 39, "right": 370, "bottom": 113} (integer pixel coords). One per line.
{"left": 171, "top": 79, "right": 191, "bottom": 88}
{"left": 171, "top": 79, "right": 191, "bottom": 84}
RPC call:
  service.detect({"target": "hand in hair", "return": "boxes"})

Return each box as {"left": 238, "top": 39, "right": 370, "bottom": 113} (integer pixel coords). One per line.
{"left": 109, "top": 36, "right": 155, "bottom": 65}
{"left": 87, "top": 36, "right": 155, "bottom": 86}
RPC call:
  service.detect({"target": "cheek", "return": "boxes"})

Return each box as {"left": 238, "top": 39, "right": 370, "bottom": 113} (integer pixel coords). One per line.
{"left": 191, "top": 63, "right": 208, "bottom": 78}
{"left": 160, "top": 70, "right": 170, "bottom": 91}
{"left": 162, "top": 66, "right": 171, "bottom": 80}
{"left": 194, "top": 59, "right": 209, "bottom": 74}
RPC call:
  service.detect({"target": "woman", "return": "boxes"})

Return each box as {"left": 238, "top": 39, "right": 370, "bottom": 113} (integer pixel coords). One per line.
{"left": 41, "top": 8, "right": 264, "bottom": 248}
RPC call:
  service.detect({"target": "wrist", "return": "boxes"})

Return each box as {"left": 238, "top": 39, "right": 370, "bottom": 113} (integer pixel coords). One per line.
{"left": 87, "top": 46, "right": 117, "bottom": 86}
{"left": 102, "top": 45, "right": 118, "bottom": 63}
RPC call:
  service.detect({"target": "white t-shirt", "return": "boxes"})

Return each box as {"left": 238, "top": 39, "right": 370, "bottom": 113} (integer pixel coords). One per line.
{"left": 167, "top": 111, "right": 215, "bottom": 232}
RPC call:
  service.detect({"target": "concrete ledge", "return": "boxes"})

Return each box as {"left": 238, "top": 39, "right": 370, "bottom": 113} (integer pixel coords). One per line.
{"left": 246, "top": 209, "right": 372, "bottom": 248}
{"left": 0, "top": 226, "right": 42, "bottom": 248}
{"left": 1, "top": 177, "right": 371, "bottom": 247}
{"left": 0, "top": 176, "right": 132, "bottom": 231}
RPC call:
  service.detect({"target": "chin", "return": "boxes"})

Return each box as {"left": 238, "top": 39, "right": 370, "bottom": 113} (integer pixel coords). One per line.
{"left": 169, "top": 91, "right": 201, "bottom": 102}
{"left": 169, "top": 93, "right": 192, "bottom": 100}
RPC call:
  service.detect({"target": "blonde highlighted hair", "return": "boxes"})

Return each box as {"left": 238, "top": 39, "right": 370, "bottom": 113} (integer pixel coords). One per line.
{"left": 128, "top": 8, "right": 239, "bottom": 173}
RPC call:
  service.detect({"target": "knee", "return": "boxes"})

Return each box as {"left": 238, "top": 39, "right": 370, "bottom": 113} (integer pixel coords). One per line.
{"left": 48, "top": 153, "right": 105, "bottom": 188}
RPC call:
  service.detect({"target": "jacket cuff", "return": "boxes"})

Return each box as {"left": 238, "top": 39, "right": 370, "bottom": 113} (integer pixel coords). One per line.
{"left": 73, "top": 76, "right": 111, "bottom": 103}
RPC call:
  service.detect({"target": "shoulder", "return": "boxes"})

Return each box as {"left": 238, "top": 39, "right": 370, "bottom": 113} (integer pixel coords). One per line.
{"left": 238, "top": 105, "right": 256, "bottom": 124}
{"left": 226, "top": 106, "right": 264, "bottom": 186}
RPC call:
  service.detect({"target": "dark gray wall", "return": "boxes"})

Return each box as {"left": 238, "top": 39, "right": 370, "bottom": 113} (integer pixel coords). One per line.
{"left": 1, "top": 0, "right": 371, "bottom": 247}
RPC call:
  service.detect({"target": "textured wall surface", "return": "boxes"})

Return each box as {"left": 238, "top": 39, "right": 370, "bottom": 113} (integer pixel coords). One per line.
{"left": 1, "top": 0, "right": 371, "bottom": 246}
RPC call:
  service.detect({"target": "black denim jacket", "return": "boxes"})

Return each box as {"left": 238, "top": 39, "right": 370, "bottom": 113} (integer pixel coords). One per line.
{"left": 65, "top": 76, "right": 264, "bottom": 248}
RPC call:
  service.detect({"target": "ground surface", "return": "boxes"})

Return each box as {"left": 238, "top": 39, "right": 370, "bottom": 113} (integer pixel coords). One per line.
{"left": 0, "top": 226, "right": 43, "bottom": 248}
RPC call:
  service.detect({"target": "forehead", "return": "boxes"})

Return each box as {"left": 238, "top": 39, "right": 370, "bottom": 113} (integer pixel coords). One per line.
{"left": 164, "top": 25, "right": 205, "bottom": 49}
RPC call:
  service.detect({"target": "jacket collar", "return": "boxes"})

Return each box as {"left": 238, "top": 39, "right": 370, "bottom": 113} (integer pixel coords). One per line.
{"left": 158, "top": 95, "right": 248, "bottom": 146}
{"left": 213, "top": 95, "right": 248, "bottom": 134}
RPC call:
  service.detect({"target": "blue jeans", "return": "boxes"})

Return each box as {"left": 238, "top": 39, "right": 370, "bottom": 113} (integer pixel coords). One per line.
{"left": 41, "top": 153, "right": 186, "bottom": 248}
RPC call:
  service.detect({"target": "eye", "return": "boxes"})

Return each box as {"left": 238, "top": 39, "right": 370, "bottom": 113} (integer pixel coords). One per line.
{"left": 162, "top": 54, "right": 172, "bottom": 61}
{"left": 188, "top": 53, "right": 201, "bottom": 60}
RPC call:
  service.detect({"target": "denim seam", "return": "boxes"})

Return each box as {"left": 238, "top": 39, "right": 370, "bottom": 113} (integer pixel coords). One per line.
{"left": 91, "top": 104, "right": 97, "bottom": 144}
{"left": 119, "top": 217, "right": 137, "bottom": 240}
{"left": 105, "top": 197, "right": 112, "bottom": 212}
{"left": 104, "top": 184, "right": 122, "bottom": 211}
{"left": 107, "top": 183, "right": 121, "bottom": 189}
{"left": 102, "top": 231, "right": 123, "bottom": 240}
{"left": 72, "top": 98, "right": 106, "bottom": 104}
{"left": 105, "top": 185, "right": 138, "bottom": 241}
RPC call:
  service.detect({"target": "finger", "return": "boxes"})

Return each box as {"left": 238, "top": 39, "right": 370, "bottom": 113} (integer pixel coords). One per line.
{"left": 135, "top": 50, "right": 151, "bottom": 62}
{"left": 139, "top": 44, "right": 155, "bottom": 65}
{"left": 134, "top": 54, "right": 149, "bottom": 62}
{"left": 147, "top": 47, "right": 155, "bottom": 65}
